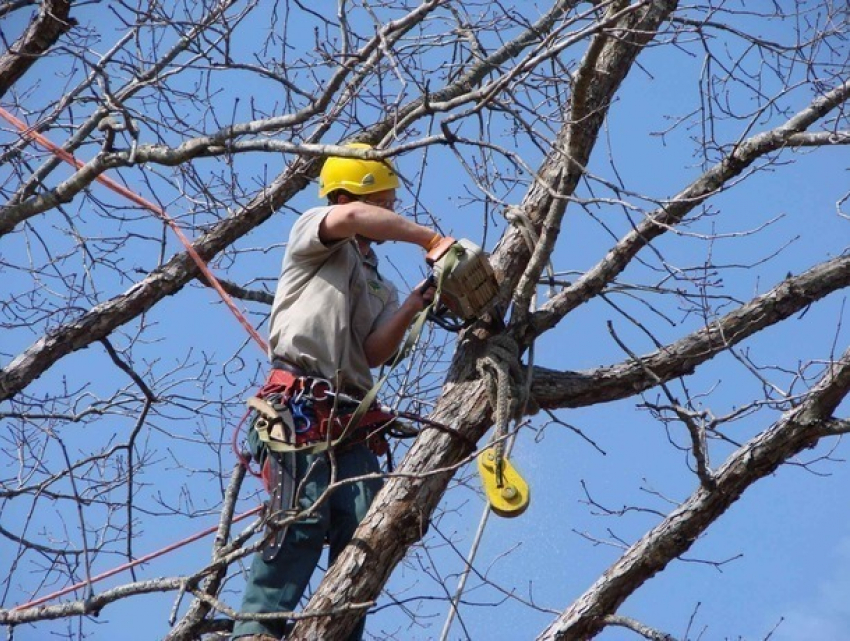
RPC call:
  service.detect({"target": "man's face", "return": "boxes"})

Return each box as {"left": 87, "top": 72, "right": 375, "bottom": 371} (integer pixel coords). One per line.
{"left": 360, "top": 188, "right": 399, "bottom": 212}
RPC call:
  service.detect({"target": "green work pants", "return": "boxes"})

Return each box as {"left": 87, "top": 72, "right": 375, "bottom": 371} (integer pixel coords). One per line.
{"left": 232, "top": 442, "right": 383, "bottom": 640}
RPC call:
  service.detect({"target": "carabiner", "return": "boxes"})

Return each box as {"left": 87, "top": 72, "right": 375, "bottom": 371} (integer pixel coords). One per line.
{"left": 289, "top": 399, "right": 313, "bottom": 434}
{"left": 309, "top": 377, "right": 333, "bottom": 402}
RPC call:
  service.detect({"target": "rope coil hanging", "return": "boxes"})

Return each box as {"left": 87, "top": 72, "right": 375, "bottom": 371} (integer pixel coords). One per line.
{"left": 475, "top": 335, "right": 530, "bottom": 517}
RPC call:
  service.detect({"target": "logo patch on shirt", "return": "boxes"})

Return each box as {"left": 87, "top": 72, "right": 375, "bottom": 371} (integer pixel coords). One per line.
{"left": 367, "top": 279, "right": 390, "bottom": 304}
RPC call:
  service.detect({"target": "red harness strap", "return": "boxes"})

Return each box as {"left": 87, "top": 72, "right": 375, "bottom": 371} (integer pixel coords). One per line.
{"left": 255, "top": 369, "right": 394, "bottom": 456}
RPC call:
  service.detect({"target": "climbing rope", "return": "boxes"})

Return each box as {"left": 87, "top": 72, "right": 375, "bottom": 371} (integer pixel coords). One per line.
{"left": 476, "top": 336, "right": 523, "bottom": 479}
{"left": 440, "top": 206, "right": 548, "bottom": 640}
{"left": 1, "top": 107, "right": 273, "bottom": 610}
{"left": 506, "top": 207, "right": 557, "bottom": 299}
{"left": 0, "top": 106, "right": 268, "bottom": 352}
{"left": 12, "top": 505, "right": 263, "bottom": 611}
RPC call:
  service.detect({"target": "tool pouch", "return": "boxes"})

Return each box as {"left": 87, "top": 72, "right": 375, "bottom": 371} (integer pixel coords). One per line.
{"left": 426, "top": 237, "right": 499, "bottom": 320}
{"left": 260, "top": 450, "right": 298, "bottom": 562}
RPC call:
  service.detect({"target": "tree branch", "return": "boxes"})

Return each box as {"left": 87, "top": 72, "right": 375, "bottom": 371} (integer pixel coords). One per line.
{"left": 536, "top": 346, "right": 850, "bottom": 639}
{"left": 163, "top": 464, "right": 247, "bottom": 641}
{"left": 604, "top": 614, "right": 679, "bottom": 641}
{"left": 0, "top": 155, "right": 312, "bottom": 403}
{"left": 0, "top": 0, "right": 74, "bottom": 99}
{"left": 196, "top": 274, "right": 274, "bottom": 305}
{"left": 0, "top": 1, "right": 37, "bottom": 21}
{"left": 528, "top": 253, "right": 850, "bottom": 410}
{"left": 508, "top": 0, "right": 679, "bottom": 328}
{"left": 517, "top": 78, "right": 850, "bottom": 346}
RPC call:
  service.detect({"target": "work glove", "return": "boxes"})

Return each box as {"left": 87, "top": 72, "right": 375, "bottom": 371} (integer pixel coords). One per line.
{"left": 425, "top": 235, "right": 457, "bottom": 265}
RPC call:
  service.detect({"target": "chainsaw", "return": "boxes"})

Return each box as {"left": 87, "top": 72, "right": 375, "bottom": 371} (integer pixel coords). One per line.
{"left": 424, "top": 236, "right": 500, "bottom": 328}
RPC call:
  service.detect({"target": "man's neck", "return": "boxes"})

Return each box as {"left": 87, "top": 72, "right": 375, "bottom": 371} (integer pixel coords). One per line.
{"left": 355, "top": 236, "right": 373, "bottom": 256}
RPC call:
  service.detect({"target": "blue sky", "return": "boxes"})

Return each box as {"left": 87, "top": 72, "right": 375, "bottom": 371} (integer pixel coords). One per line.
{"left": 2, "top": 3, "right": 849, "bottom": 640}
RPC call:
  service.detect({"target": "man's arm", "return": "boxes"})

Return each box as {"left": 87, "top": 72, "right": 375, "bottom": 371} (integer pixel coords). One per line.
{"left": 319, "top": 200, "right": 442, "bottom": 367}
{"left": 363, "top": 282, "right": 433, "bottom": 367}
{"left": 319, "top": 202, "right": 437, "bottom": 248}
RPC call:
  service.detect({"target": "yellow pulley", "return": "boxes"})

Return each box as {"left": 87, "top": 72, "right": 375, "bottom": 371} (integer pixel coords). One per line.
{"left": 477, "top": 447, "right": 530, "bottom": 518}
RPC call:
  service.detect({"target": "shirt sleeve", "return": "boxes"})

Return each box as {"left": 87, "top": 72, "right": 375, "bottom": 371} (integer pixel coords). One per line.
{"left": 286, "top": 206, "right": 348, "bottom": 265}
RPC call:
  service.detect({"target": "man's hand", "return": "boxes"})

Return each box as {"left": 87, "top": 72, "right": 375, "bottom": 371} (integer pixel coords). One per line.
{"left": 409, "top": 277, "right": 436, "bottom": 311}
{"left": 425, "top": 236, "right": 456, "bottom": 264}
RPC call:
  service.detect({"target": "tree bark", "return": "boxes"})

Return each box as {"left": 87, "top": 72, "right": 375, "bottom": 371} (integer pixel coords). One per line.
{"left": 0, "top": 0, "right": 74, "bottom": 98}
{"left": 537, "top": 347, "right": 850, "bottom": 639}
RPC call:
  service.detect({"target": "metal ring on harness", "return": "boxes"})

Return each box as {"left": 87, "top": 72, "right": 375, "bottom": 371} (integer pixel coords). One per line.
{"left": 309, "top": 377, "right": 333, "bottom": 401}
{"left": 248, "top": 369, "right": 397, "bottom": 456}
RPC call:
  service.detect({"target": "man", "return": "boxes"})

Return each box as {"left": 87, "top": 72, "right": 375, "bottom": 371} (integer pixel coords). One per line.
{"left": 232, "top": 143, "right": 442, "bottom": 641}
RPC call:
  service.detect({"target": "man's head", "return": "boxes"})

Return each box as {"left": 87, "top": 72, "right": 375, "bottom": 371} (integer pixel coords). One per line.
{"left": 319, "top": 143, "right": 400, "bottom": 210}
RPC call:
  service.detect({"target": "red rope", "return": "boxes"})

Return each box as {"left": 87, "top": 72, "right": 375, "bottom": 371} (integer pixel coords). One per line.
{"left": 1, "top": 109, "right": 271, "bottom": 608}
{"left": 232, "top": 407, "right": 262, "bottom": 478}
{"left": 0, "top": 107, "right": 268, "bottom": 353}
{"left": 13, "top": 505, "right": 263, "bottom": 611}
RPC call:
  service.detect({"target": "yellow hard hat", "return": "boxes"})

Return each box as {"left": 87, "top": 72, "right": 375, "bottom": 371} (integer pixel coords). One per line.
{"left": 318, "top": 143, "right": 400, "bottom": 198}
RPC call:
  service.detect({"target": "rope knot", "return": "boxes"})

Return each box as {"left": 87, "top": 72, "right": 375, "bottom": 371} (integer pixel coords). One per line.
{"left": 476, "top": 335, "right": 525, "bottom": 454}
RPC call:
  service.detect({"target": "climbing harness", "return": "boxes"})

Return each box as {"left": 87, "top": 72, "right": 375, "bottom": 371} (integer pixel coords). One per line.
{"left": 247, "top": 366, "right": 409, "bottom": 559}
{"left": 249, "top": 368, "right": 399, "bottom": 457}
{"left": 244, "top": 365, "right": 469, "bottom": 560}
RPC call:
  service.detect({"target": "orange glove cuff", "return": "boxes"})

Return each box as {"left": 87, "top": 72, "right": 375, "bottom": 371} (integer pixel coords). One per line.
{"left": 424, "top": 233, "right": 443, "bottom": 252}
{"left": 425, "top": 236, "right": 456, "bottom": 264}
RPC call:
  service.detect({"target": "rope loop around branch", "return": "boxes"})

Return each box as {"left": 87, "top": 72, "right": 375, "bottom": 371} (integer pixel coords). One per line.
{"left": 476, "top": 334, "right": 525, "bottom": 460}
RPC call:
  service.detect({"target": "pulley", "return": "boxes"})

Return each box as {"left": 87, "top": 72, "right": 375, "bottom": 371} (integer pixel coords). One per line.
{"left": 477, "top": 447, "right": 530, "bottom": 518}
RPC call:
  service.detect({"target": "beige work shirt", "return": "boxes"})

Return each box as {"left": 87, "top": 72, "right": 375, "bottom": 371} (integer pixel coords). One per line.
{"left": 268, "top": 207, "right": 399, "bottom": 393}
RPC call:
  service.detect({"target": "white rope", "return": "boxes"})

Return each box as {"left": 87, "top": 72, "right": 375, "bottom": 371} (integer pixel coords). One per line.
{"left": 477, "top": 335, "right": 522, "bottom": 473}
{"left": 439, "top": 208, "right": 543, "bottom": 640}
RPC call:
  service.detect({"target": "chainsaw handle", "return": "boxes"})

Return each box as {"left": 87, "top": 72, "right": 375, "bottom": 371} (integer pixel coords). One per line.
{"left": 427, "top": 308, "right": 465, "bottom": 332}
{"left": 417, "top": 274, "right": 436, "bottom": 295}
{"left": 417, "top": 274, "right": 464, "bottom": 331}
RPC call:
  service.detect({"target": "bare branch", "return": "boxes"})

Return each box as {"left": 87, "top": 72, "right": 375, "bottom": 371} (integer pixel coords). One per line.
{"left": 530, "top": 253, "right": 850, "bottom": 410}
{"left": 604, "top": 614, "right": 679, "bottom": 641}
{"left": 0, "top": 0, "right": 74, "bottom": 98}
{"left": 537, "top": 347, "right": 850, "bottom": 639}
{"left": 518, "top": 78, "right": 850, "bottom": 345}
